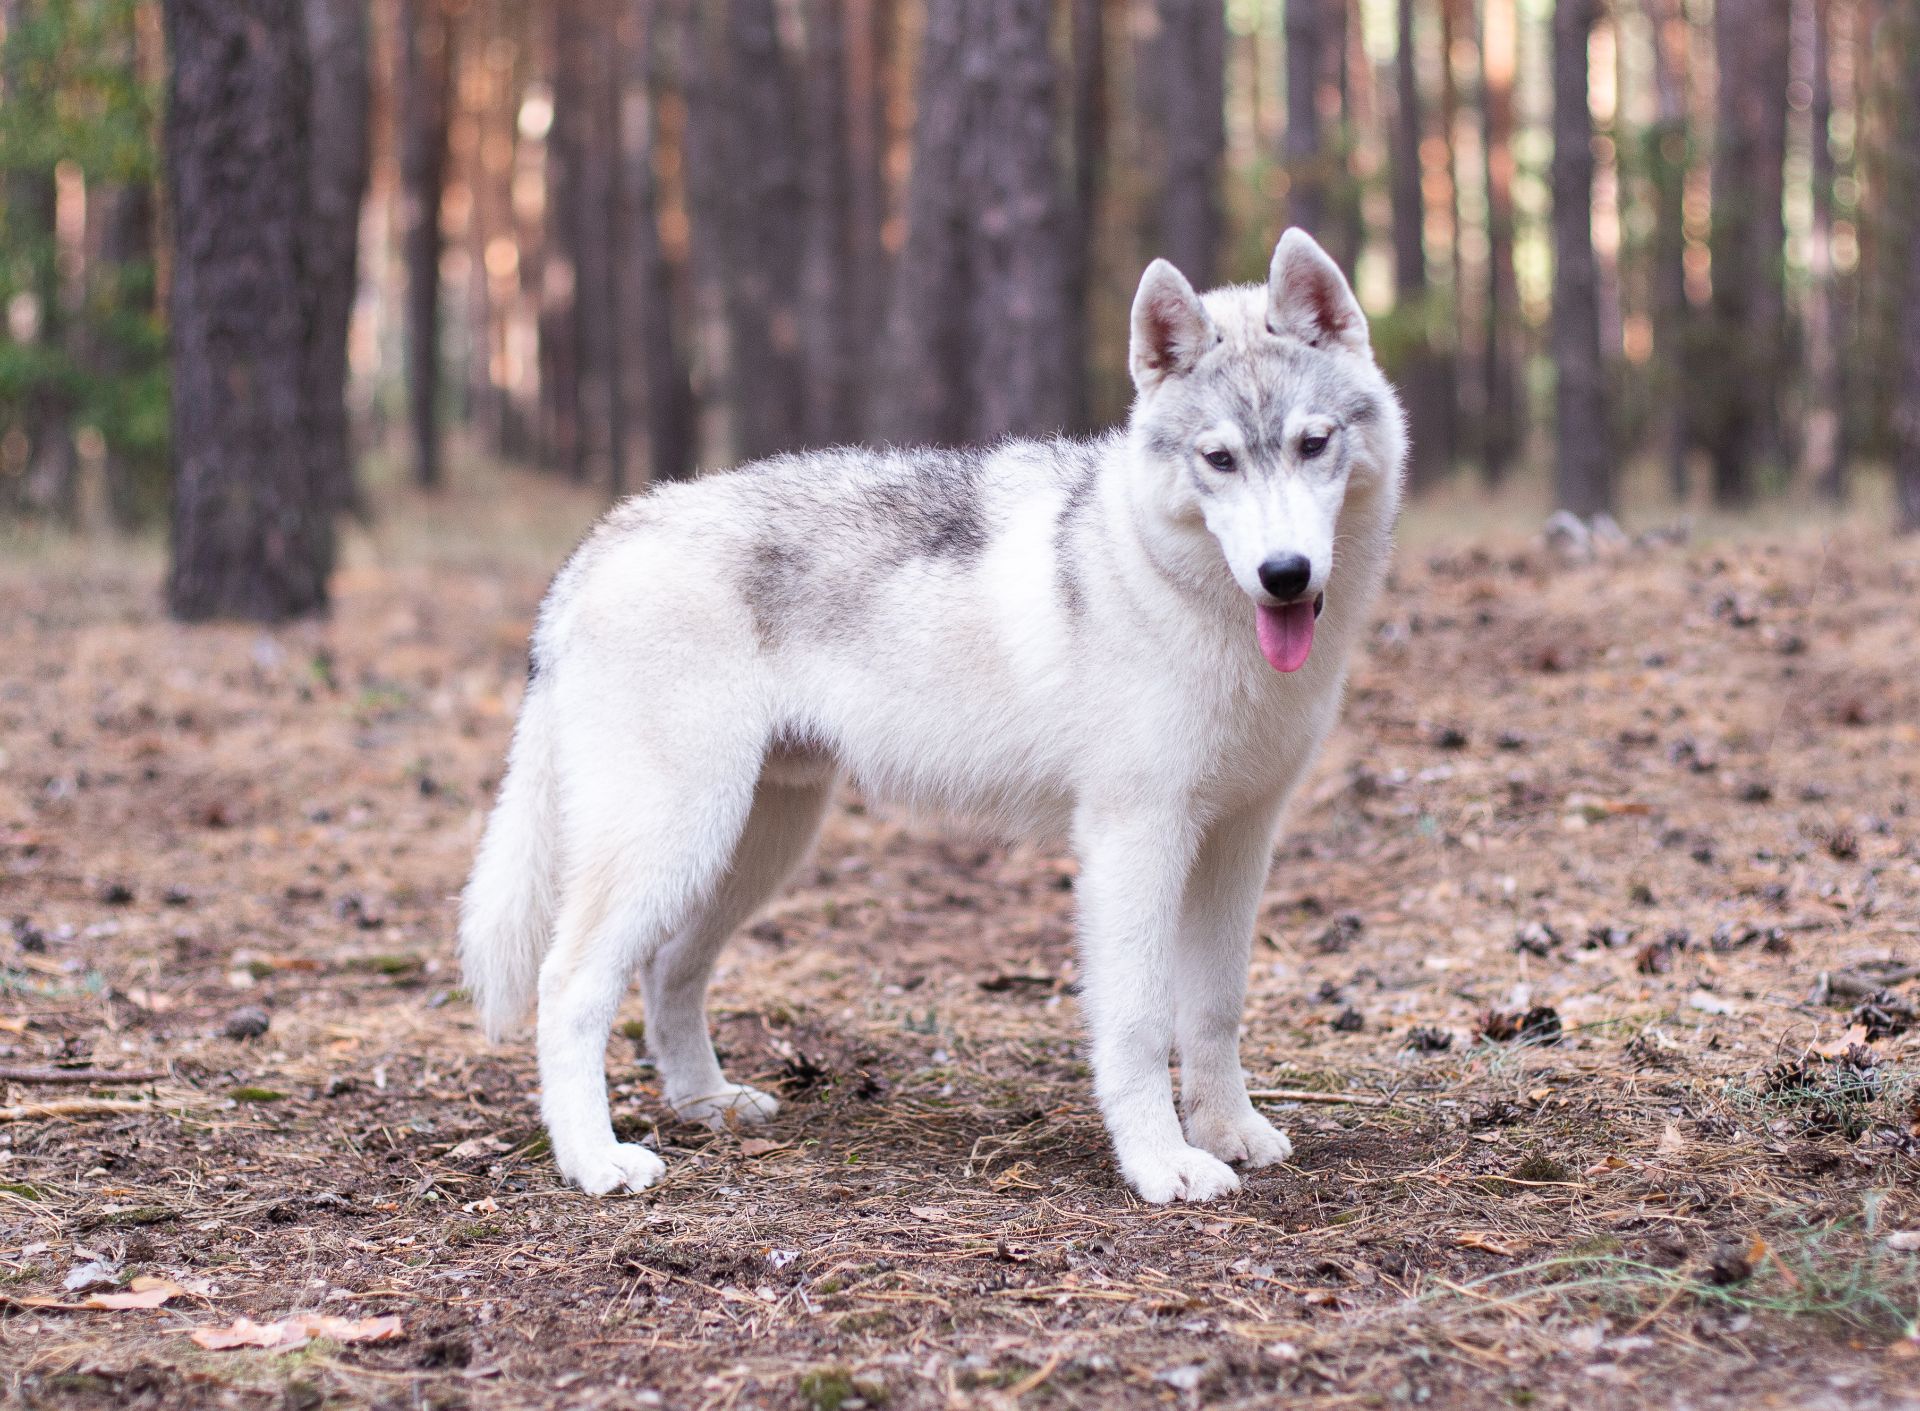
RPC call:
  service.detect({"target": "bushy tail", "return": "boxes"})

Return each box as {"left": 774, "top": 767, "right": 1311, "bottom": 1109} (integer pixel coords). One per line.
{"left": 458, "top": 682, "right": 561, "bottom": 1040}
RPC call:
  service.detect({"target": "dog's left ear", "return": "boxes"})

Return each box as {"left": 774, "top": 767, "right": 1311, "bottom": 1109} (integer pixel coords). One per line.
{"left": 1266, "top": 228, "right": 1368, "bottom": 355}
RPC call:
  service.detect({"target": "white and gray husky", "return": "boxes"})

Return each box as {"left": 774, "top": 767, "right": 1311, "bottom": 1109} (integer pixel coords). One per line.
{"left": 459, "top": 229, "right": 1407, "bottom": 1203}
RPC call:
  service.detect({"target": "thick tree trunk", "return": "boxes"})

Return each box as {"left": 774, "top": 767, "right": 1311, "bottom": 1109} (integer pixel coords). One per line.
{"left": 1284, "top": 0, "right": 1329, "bottom": 243}
{"left": 1706, "top": 0, "right": 1790, "bottom": 505}
{"left": 1064, "top": 0, "right": 1106, "bottom": 429}
{"left": 1479, "top": 0, "right": 1522, "bottom": 481}
{"left": 1645, "top": 0, "right": 1692, "bottom": 500}
{"left": 682, "top": 0, "right": 809, "bottom": 462}
{"left": 618, "top": 0, "right": 696, "bottom": 484}
{"left": 163, "top": 0, "right": 333, "bottom": 621}
{"left": 399, "top": 0, "right": 452, "bottom": 488}
{"left": 799, "top": 0, "right": 859, "bottom": 446}
{"left": 1140, "top": 0, "right": 1224, "bottom": 287}
{"left": 542, "top": 7, "right": 583, "bottom": 475}
{"left": 304, "top": 0, "right": 371, "bottom": 516}
{"left": 877, "top": 0, "right": 1073, "bottom": 446}
{"left": 1550, "top": 0, "right": 1611, "bottom": 516}
{"left": 558, "top": 0, "right": 624, "bottom": 492}
{"left": 971, "top": 0, "right": 1073, "bottom": 440}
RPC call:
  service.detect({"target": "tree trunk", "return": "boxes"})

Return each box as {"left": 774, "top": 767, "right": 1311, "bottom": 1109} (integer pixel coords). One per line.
{"left": 1284, "top": 0, "right": 1329, "bottom": 243}
{"left": 304, "top": 0, "right": 371, "bottom": 516}
{"left": 681, "top": 0, "right": 809, "bottom": 462}
{"left": 1706, "top": 0, "right": 1790, "bottom": 505}
{"left": 1895, "top": 0, "right": 1920, "bottom": 531}
{"left": 1064, "top": 0, "right": 1106, "bottom": 429}
{"left": 617, "top": 0, "right": 696, "bottom": 484}
{"left": 557, "top": 0, "right": 623, "bottom": 492}
{"left": 1479, "top": 0, "right": 1522, "bottom": 481}
{"left": 1140, "top": 0, "right": 1223, "bottom": 287}
{"left": 399, "top": 0, "right": 452, "bottom": 488}
{"left": 1550, "top": 0, "right": 1611, "bottom": 516}
{"left": 163, "top": 0, "right": 333, "bottom": 621}
{"left": 1645, "top": 0, "right": 1692, "bottom": 500}
{"left": 1802, "top": 0, "right": 1849, "bottom": 500}
{"left": 799, "top": 0, "right": 859, "bottom": 446}
{"left": 1391, "top": 0, "right": 1450, "bottom": 489}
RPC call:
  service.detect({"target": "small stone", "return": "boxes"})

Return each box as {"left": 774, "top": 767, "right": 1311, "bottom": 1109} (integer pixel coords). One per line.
{"left": 223, "top": 1005, "right": 271, "bottom": 1040}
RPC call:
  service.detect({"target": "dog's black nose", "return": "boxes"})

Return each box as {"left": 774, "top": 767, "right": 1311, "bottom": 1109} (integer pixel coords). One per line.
{"left": 1258, "top": 553, "right": 1312, "bottom": 601}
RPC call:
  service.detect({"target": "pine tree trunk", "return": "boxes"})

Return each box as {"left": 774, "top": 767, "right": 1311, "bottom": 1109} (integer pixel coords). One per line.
{"left": 1141, "top": 0, "right": 1223, "bottom": 287}
{"left": 1479, "top": 0, "right": 1522, "bottom": 481}
{"left": 1284, "top": 0, "right": 1329, "bottom": 243}
{"left": 399, "top": 0, "right": 452, "bottom": 488}
{"left": 874, "top": 0, "right": 971, "bottom": 446}
{"left": 1550, "top": 0, "right": 1611, "bottom": 516}
{"left": 1895, "top": 0, "right": 1920, "bottom": 531}
{"left": 1064, "top": 0, "right": 1107, "bottom": 429}
{"left": 799, "top": 0, "right": 859, "bottom": 445}
{"left": 1802, "top": 0, "right": 1849, "bottom": 500}
{"left": 304, "top": 0, "right": 371, "bottom": 516}
{"left": 561, "top": 0, "right": 623, "bottom": 492}
{"left": 618, "top": 0, "right": 696, "bottom": 484}
{"left": 682, "top": 0, "right": 808, "bottom": 462}
{"left": 1645, "top": 0, "right": 1692, "bottom": 500}
{"left": 1391, "top": 0, "right": 1450, "bottom": 489}
{"left": 1706, "top": 0, "right": 1790, "bottom": 505}
{"left": 971, "top": 0, "right": 1073, "bottom": 440}
{"left": 163, "top": 0, "right": 333, "bottom": 621}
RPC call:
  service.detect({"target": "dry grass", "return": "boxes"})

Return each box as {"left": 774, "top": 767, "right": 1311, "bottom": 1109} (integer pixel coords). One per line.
{"left": 1, "top": 464, "right": 1917, "bottom": 1409}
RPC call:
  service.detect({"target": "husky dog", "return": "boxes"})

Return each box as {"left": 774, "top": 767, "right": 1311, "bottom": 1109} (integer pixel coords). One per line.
{"left": 459, "top": 230, "right": 1406, "bottom": 1203}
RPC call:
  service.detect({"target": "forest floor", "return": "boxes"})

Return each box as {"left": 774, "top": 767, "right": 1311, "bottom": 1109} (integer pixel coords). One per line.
{"left": 2, "top": 465, "right": 1918, "bottom": 1410}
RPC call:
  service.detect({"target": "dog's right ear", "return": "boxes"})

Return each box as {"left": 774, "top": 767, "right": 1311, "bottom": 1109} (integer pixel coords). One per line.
{"left": 1129, "top": 259, "right": 1218, "bottom": 392}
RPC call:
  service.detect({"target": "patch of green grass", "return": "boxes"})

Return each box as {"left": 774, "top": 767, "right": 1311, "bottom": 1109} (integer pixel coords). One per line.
{"left": 86, "top": 1204, "right": 177, "bottom": 1229}
{"left": 446, "top": 1217, "right": 509, "bottom": 1246}
{"left": 0, "top": 1180, "right": 49, "bottom": 1201}
{"left": 798, "top": 1367, "right": 887, "bottom": 1410}
{"left": 229, "top": 1086, "right": 287, "bottom": 1103}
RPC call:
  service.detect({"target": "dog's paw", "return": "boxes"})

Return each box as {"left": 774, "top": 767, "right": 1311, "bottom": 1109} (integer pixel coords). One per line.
{"left": 560, "top": 1141, "right": 666, "bottom": 1196}
{"left": 1121, "top": 1143, "right": 1242, "bottom": 1204}
{"left": 1186, "top": 1109, "right": 1294, "bottom": 1168}
{"left": 672, "top": 1083, "right": 781, "bottom": 1130}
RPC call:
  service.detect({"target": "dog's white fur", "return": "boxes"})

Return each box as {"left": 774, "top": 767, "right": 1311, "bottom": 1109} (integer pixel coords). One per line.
{"left": 459, "top": 230, "right": 1406, "bottom": 1202}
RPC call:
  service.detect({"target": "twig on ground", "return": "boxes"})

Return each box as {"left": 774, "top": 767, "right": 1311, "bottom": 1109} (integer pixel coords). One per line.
{"left": 0, "top": 1098, "right": 156, "bottom": 1121}
{"left": 1248, "top": 1087, "right": 1391, "bottom": 1107}
{"left": 0, "top": 1067, "right": 166, "bottom": 1085}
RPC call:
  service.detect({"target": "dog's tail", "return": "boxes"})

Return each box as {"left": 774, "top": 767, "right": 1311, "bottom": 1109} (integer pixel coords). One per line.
{"left": 458, "top": 678, "right": 561, "bottom": 1041}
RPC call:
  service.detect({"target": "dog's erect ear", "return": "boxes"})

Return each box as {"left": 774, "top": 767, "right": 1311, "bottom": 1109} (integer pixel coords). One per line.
{"left": 1129, "top": 259, "right": 1219, "bottom": 391}
{"left": 1266, "top": 228, "right": 1368, "bottom": 355}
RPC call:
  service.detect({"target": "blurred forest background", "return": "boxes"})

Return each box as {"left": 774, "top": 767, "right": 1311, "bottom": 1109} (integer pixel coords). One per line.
{"left": 2, "top": 0, "right": 1920, "bottom": 620}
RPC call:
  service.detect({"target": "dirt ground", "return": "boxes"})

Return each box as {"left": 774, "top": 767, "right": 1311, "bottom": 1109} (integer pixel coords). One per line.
{"left": 2, "top": 470, "right": 1917, "bottom": 1410}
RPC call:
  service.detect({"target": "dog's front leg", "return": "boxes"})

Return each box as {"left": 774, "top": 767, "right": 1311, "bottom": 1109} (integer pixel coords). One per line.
{"left": 1074, "top": 804, "right": 1240, "bottom": 1203}
{"left": 1175, "top": 799, "right": 1294, "bottom": 1169}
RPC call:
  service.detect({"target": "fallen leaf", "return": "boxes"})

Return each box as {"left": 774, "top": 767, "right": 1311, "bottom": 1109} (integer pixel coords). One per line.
{"left": 1657, "top": 1122, "right": 1686, "bottom": 1156}
{"left": 1687, "top": 990, "right": 1736, "bottom": 1016}
{"left": 86, "top": 1277, "right": 186, "bottom": 1311}
{"left": 1808, "top": 1025, "right": 1872, "bottom": 1059}
{"left": 1455, "top": 1231, "right": 1523, "bottom": 1256}
{"left": 737, "top": 1138, "right": 790, "bottom": 1158}
{"left": 191, "top": 1313, "right": 404, "bottom": 1351}
{"left": 1885, "top": 1232, "right": 1920, "bottom": 1253}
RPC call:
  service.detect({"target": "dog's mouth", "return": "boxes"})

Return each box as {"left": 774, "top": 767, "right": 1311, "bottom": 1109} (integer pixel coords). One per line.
{"left": 1255, "top": 592, "right": 1324, "bottom": 673}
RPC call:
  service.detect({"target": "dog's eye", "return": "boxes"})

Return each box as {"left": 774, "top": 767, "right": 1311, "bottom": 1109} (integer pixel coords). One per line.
{"left": 1299, "top": 432, "right": 1330, "bottom": 459}
{"left": 1202, "top": 448, "right": 1236, "bottom": 472}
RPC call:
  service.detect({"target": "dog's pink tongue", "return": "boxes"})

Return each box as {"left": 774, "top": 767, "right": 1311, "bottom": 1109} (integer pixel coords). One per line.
{"left": 1256, "top": 601, "right": 1316, "bottom": 673}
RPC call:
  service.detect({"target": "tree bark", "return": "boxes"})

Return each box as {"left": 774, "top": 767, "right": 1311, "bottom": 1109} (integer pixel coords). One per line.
{"left": 799, "top": 0, "right": 859, "bottom": 445}
{"left": 304, "top": 0, "right": 371, "bottom": 516}
{"left": 1895, "top": 0, "right": 1920, "bottom": 530}
{"left": 1391, "top": 0, "right": 1450, "bottom": 490}
{"left": 877, "top": 0, "right": 1073, "bottom": 446}
{"left": 399, "top": 0, "right": 452, "bottom": 488}
{"left": 1140, "top": 0, "right": 1224, "bottom": 287}
{"left": 1064, "top": 0, "right": 1106, "bottom": 429}
{"left": 1802, "top": 0, "right": 1848, "bottom": 500}
{"left": 163, "top": 0, "right": 333, "bottom": 621}
{"left": 1706, "top": 0, "right": 1790, "bottom": 505}
{"left": 617, "top": 0, "right": 696, "bottom": 484}
{"left": 1479, "top": 0, "right": 1522, "bottom": 481}
{"left": 1550, "top": 0, "right": 1611, "bottom": 516}
{"left": 1645, "top": 0, "right": 1692, "bottom": 500}
{"left": 681, "top": 0, "right": 809, "bottom": 462}
{"left": 1284, "top": 0, "right": 1329, "bottom": 243}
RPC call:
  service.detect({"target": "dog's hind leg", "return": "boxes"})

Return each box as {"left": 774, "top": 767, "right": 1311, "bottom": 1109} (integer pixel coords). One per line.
{"left": 535, "top": 709, "right": 762, "bottom": 1196}
{"left": 642, "top": 764, "right": 835, "bottom": 1129}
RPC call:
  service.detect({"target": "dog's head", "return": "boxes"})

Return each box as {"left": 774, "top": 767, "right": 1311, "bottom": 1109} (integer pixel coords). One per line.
{"left": 1126, "top": 230, "right": 1406, "bottom": 672}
